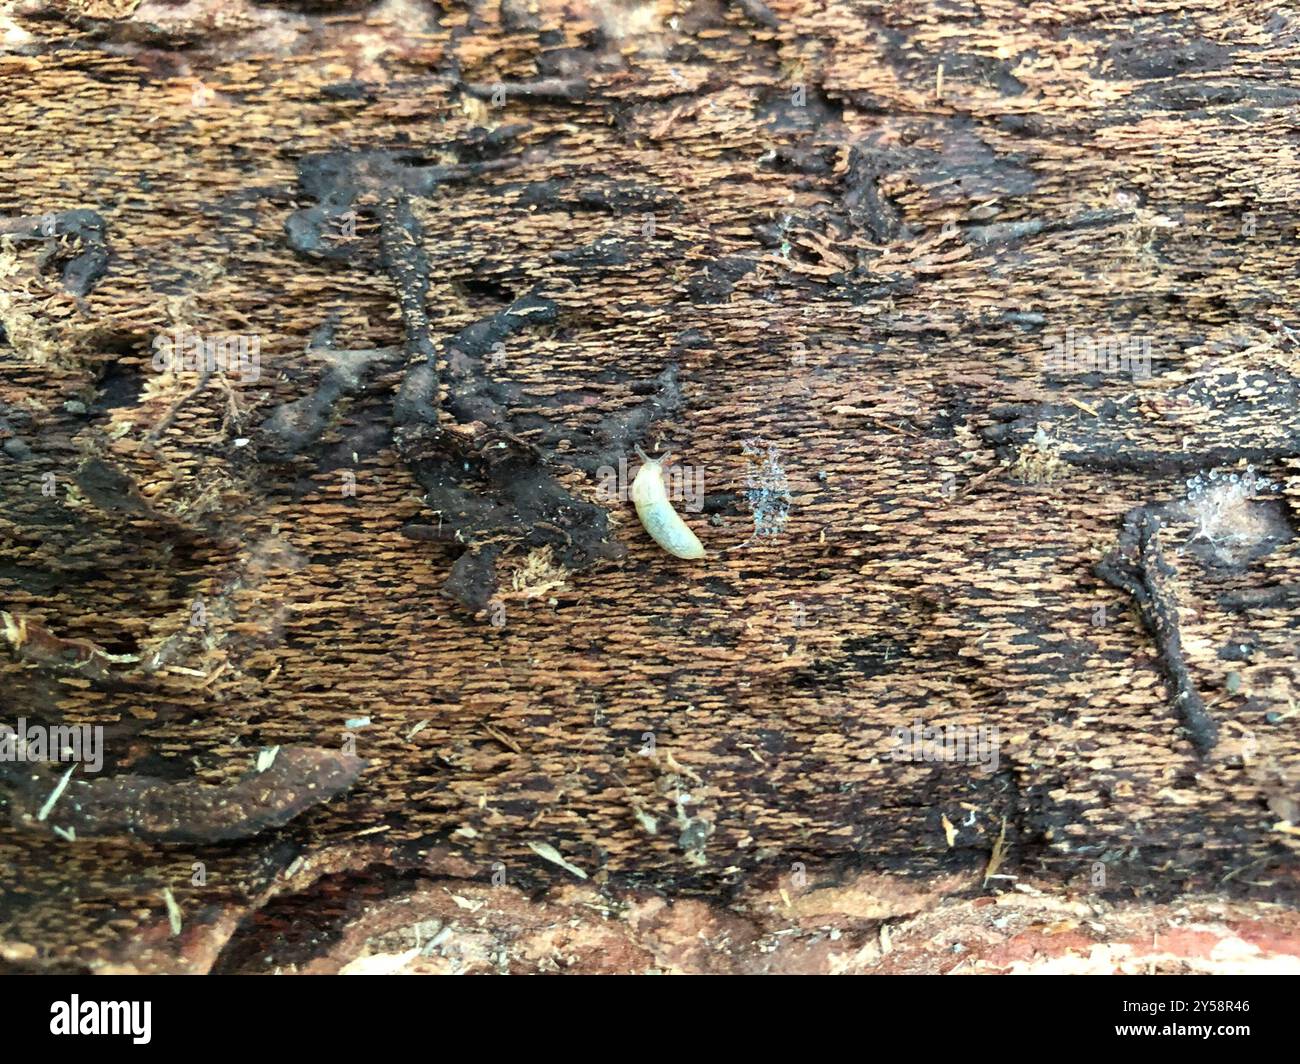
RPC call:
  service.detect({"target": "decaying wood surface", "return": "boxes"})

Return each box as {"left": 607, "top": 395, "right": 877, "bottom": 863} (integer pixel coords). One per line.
{"left": 2, "top": 0, "right": 1299, "bottom": 973}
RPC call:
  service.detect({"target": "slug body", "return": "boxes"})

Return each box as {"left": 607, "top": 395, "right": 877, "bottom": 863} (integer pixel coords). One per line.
{"left": 631, "top": 449, "right": 706, "bottom": 560}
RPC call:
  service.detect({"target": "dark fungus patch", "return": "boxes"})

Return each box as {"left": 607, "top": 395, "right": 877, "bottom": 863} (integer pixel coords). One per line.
{"left": 0, "top": 209, "right": 110, "bottom": 296}
{"left": 4, "top": 746, "right": 368, "bottom": 844}
{"left": 684, "top": 255, "right": 756, "bottom": 303}
{"left": 275, "top": 149, "right": 686, "bottom": 611}
{"left": 1096, "top": 507, "right": 1221, "bottom": 755}
{"left": 511, "top": 177, "right": 680, "bottom": 215}
{"left": 1102, "top": 32, "right": 1231, "bottom": 80}
{"left": 1125, "top": 80, "right": 1300, "bottom": 115}
{"left": 840, "top": 144, "right": 908, "bottom": 243}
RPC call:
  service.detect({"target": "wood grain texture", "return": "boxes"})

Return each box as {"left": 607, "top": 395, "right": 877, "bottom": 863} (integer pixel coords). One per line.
{"left": 1, "top": 0, "right": 1298, "bottom": 972}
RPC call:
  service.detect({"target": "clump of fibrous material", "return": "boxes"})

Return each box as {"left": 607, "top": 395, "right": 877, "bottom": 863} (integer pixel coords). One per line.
{"left": 509, "top": 546, "right": 570, "bottom": 599}
{"left": 1010, "top": 425, "right": 1066, "bottom": 484}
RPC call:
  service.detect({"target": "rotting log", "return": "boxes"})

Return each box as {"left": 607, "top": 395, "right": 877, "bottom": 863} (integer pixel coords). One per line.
{"left": 1, "top": 0, "right": 1299, "bottom": 974}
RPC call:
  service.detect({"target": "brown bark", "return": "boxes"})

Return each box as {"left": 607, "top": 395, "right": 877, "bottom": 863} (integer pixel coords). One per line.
{"left": 1, "top": 0, "right": 1298, "bottom": 973}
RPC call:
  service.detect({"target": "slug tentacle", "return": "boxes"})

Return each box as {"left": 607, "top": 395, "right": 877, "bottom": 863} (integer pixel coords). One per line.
{"left": 630, "top": 449, "right": 706, "bottom": 561}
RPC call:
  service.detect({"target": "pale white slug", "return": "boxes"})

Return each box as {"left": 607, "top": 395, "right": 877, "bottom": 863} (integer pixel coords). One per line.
{"left": 631, "top": 447, "right": 706, "bottom": 560}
